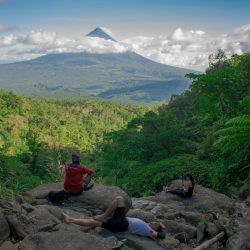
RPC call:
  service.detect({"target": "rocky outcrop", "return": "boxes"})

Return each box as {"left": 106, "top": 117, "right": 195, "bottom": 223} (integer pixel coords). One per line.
{"left": 145, "top": 180, "right": 235, "bottom": 212}
{"left": 19, "top": 231, "right": 119, "bottom": 250}
{"left": 0, "top": 180, "right": 249, "bottom": 250}
{"left": 226, "top": 229, "right": 250, "bottom": 250}
{"left": 0, "top": 211, "right": 10, "bottom": 243}
{"left": 24, "top": 183, "right": 132, "bottom": 214}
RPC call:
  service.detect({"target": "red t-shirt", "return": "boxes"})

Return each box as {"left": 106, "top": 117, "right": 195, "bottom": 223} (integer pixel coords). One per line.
{"left": 64, "top": 164, "right": 93, "bottom": 194}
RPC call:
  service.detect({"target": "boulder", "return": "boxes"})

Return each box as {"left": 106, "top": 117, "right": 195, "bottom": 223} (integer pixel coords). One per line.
{"left": 21, "top": 203, "right": 35, "bottom": 213}
{"left": 124, "top": 234, "right": 164, "bottom": 250}
{"left": 0, "top": 212, "right": 10, "bottom": 243}
{"left": 0, "top": 241, "right": 14, "bottom": 250}
{"left": 196, "top": 222, "right": 205, "bottom": 243}
{"left": 163, "top": 219, "right": 196, "bottom": 242}
{"left": 178, "top": 243, "right": 192, "bottom": 250}
{"left": 6, "top": 215, "right": 27, "bottom": 239}
{"left": 161, "top": 236, "right": 180, "bottom": 250}
{"left": 25, "top": 183, "right": 132, "bottom": 212}
{"left": 7, "top": 205, "right": 61, "bottom": 239}
{"left": 132, "top": 197, "right": 184, "bottom": 219}
{"left": 178, "top": 211, "right": 202, "bottom": 226}
{"left": 174, "top": 233, "right": 190, "bottom": 244}
{"left": 18, "top": 230, "right": 118, "bottom": 250}
{"left": 3, "top": 180, "right": 250, "bottom": 250}
{"left": 131, "top": 198, "right": 158, "bottom": 210}
{"left": 163, "top": 211, "right": 202, "bottom": 227}
{"left": 146, "top": 180, "right": 235, "bottom": 212}
{"left": 127, "top": 209, "right": 156, "bottom": 222}
{"left": 97, "top": 231, "right": 164, "bottom": 250}
{"left": 226, "top": 229, "right": 250, "bottom": 250}
{"left": 206, "top": 222, "right": 219, "bottom": 238}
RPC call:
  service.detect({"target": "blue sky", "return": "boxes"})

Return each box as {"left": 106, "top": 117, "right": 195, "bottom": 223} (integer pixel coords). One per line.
{"left": 0, "top": 0, "right": 249, "bottom": 70}
{"left": 1, "top": 0, "right": 249, "bottom": 37}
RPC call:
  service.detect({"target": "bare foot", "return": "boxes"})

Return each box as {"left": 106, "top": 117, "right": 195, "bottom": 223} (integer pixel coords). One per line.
{"left": 62, "top": 212, "right": 71, "bottom": 223}
{"left": 163, "top": 186, "right": 169, "bottom": 193}
{"left": 93, "top": 214, "right": 106, "bottom": 222}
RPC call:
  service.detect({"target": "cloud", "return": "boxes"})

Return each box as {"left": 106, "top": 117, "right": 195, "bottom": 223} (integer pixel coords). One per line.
{"left": 0, "top": 24, "right": 16, "bottom": 32}
{"left": 171, "top": 28, "right": 205, "bottom": 42}
{"left": 123, "top": 24, "right": 250, "bottom": 70}
{"left": 0, "top": 34, "right": 16, "bottom": 46}
{"left": 0, "top": 24, "right": 250, "bottom": 70}
{"left": 0, "top": 30, "right": 128, "bottom": 63}
{"left": 21, "top": 31, "right": 57, "bottom": 45}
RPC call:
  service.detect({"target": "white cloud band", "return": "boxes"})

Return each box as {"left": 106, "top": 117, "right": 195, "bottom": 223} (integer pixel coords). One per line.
{"left": 0, "top": 23, "right": 250, "bottom": 70}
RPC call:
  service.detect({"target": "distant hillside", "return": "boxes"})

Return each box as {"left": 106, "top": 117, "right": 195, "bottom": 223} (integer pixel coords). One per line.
{"left": 0, "top": 51, "right": 199, "bottom": 103}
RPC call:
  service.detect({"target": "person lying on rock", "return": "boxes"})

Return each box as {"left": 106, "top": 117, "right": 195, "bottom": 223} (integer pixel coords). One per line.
{"left": 64, "top": 154, "right": 94, "bottom": 195}
{"left": 62, "top": 196, "right": 166, "bottom": 240}
{"left": 163, "top": 173, "right": 195, "bottom": 198}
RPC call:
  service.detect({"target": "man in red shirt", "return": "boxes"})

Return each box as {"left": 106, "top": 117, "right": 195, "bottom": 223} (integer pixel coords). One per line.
{"left": 64, "top": 154, "right": 94, "bottom": 195}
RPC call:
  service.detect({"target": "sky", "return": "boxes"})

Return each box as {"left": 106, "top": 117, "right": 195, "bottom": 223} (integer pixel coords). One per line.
{"left": 0, "top": 0, "right": 250, "bottom": 70}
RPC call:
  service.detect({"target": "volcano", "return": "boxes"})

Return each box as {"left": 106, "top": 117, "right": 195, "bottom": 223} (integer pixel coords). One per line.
{"left": 86, "top": 27, "right": 117, "bottom": 42}
{"left": 0, "top": 28, "right": 199, "bottom": 103}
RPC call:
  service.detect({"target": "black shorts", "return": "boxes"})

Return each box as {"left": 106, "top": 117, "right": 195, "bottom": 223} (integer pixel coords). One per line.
{"left": 68, "top": 187, "right": 84, "bottom": 196}
{"left": 101, "top": 207, "right": 129, "bottom": 232}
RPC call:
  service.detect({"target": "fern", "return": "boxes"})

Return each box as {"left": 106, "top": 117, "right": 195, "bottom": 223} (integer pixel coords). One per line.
{"left": 226, "top": 115, "right": 250, "bottom": 126}
{"left": 214, "top": 115, "right": 250, "bottom": 153}
{"left": 214, "top": 126, "right": 250, "bottom": 136}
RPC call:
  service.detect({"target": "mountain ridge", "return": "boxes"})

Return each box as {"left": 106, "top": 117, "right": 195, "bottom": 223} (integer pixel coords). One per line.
{"left": 0, "top": 50, "right": 199, "bottom": 103}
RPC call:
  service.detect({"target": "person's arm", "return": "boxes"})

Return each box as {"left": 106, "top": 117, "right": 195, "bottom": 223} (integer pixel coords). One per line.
{"left": 82, "top": 165, "right": 94, "bottom": 177}
{"left": 151, "top": 231, "right": 158, "bottom": 240}
{"left": 151, "top": 231, "right": 166, "bottom": 240}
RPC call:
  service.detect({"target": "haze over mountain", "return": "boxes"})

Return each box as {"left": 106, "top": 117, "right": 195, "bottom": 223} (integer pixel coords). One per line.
{"left": 0, "top": 27, "right": 199, "bottom": 103}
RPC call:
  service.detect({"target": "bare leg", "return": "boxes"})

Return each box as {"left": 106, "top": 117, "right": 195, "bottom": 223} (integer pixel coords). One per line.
{"left": 62, "top": 213, "right": 102, "bottom": 227}
{"left": 94, "top": 196, "right": 125, "bottom": 222}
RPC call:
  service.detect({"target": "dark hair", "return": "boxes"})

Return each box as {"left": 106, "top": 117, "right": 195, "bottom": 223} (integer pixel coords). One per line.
{"left": 72, "top": 154, "right": 80, "bottom": 164}
{"left": 156, "top": 224, "right": 162, "bottom": 233}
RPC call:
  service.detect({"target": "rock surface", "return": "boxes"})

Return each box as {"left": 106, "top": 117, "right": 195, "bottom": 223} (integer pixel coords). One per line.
{"left": 19, "top": 230, "right": 119, "bottom": 250}
{"left": 0, "top": 180, "right": 249, "bottom": 250}
{"left": 0, "top": 241, "right": 14, "bottom": 250}
{"left": 24, "top": 183, "right": 132, "bottom": 213}
{"left": 225, "top": 229, "right": 250, "bottom": 250}
{"left": 0, "top": 211, "right": 10, "bottom": 243}
{"left": 146, "top": 180, "right": 235, "bottom": 212}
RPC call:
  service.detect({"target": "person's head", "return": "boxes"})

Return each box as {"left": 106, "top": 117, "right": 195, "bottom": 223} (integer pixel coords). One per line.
{"left": 149, "top": 221, "right": 165, "bottom": 232}
{"left": 71, "top": 154, "right": 80, "bottom": 165}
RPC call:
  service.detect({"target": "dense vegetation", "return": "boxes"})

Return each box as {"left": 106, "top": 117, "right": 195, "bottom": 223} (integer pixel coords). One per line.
{"left": 101, "top": 52, "right": 250, "bottom": 196}
{"left": 1, "top": 51, "right": 249, "bottom": 199}
{"left": 0, "top": 94, "right": 149, "bottom": 198}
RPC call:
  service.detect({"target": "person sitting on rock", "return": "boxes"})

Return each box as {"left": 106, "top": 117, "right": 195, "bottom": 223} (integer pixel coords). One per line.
{"left": 163, "top": 173, "right": 195, "bottom": 198}
{"left": 62, "top": 196, "right": 166, "bottom": 240}
{"left": 64, "top": 154, "right": 94, "bottom": 195}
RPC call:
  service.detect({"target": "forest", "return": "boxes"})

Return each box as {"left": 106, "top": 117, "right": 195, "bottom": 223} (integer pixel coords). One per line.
{"left": 0, "top": 94, "right": 149, "bottom": 198}
{"left": 0, "top": 51, "right": 249, "bottom": 198}
{"left": 101, "top": 51, "right": 250, "bottom": 196}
